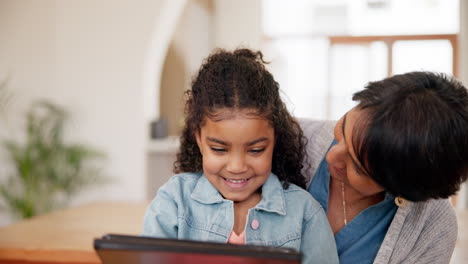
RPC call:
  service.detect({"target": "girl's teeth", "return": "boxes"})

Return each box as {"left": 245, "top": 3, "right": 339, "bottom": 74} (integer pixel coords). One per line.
{"left": 225, "top": 178, "right": 247, "bottom": 183}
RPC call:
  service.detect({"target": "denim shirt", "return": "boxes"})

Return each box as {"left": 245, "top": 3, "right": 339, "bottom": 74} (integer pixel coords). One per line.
{"left": 143, "top": 172, "right": 339, "bottom": 264}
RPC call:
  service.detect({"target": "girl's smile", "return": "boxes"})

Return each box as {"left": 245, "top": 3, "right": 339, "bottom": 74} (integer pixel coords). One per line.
{"left": 223, "top": 177, "right": 251, "bottom": 189}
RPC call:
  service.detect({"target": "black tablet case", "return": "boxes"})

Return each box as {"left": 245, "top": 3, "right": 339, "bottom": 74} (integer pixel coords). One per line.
{"left": 94, "top": 234, "right": 301, "bottom": 264}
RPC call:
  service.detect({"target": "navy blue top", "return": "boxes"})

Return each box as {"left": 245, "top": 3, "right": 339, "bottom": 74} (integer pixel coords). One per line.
{"left": 308, "top": 140, "right": 397, "bottom": 264}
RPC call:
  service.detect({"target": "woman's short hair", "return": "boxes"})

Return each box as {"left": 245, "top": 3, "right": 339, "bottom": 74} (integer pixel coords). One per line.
{"left": 352, "top": 71, "right": 468, "bottom": 202}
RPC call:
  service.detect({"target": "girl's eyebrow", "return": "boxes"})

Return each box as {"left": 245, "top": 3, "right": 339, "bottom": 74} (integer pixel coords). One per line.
{"left": 207, "top": 137, "right": 227, "bottom": 145}
{"left": 206, "top": 137, "right": 269, "bottom": 146}
{"left": 247, "top": 137, "right": 268, "bottom": 146}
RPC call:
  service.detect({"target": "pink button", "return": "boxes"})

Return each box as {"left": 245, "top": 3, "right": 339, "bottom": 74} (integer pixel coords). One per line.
{"left": 251, "top": 219, "right": 260, "bottom": 230}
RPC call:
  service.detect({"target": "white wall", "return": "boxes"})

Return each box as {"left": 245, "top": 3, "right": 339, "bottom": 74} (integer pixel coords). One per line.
{"left": 143, "top": 0, "right": 187, "bottom": 122}
{"left": 460, "top": 1, "right": 468, "bottom": 93}
{"left": 172, "top": 0, "right": 214, "bottom": 78}
{"left": 214, "top": 0, "right": 262, "bottom": 50}
{"left": 0, "top": 0, "right": 187, "bottom": 225}
{"left": 148, "top": 0, "right": 214, "bottom": 198}
{"left": 459, "top": 0, "right": 468, "bottom": 209}
{"left": 0, "top": 0, "right": 265, "bottom": 225}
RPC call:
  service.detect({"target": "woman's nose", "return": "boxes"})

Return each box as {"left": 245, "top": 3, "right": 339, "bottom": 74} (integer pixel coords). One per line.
{"left": 226, "top": 154, "right": 248, "bottom": 174}
{"left": 326, "top": 143, "right": 347, "bottom": 169}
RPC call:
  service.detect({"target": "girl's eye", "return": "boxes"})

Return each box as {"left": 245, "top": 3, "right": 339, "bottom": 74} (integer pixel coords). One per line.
{"left": 249, "top": 148, "right": 265, "bottom": 154}
{"left": 210, "top": 147, "right": 226, "bottom": 153}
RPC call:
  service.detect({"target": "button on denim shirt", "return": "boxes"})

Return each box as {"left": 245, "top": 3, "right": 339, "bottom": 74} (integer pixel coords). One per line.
{"left": 142, "top": 172, "right": 339, "bottom": 264}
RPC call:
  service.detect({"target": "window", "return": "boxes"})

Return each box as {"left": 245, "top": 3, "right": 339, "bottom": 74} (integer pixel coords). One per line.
{"left": 262, "top": 0, "right": 460, "bottom": 119}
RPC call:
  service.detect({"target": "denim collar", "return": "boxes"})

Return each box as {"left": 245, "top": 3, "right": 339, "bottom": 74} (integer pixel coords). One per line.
{"left": 191, "top": 174, "right": 225, "bottom": 204}
{"left": 191, "top": 173, "right": 287, "bottom": 215}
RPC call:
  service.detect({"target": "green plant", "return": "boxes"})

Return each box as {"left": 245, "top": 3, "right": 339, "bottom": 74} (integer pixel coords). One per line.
{"left": 0, "top": 101, "right": 106, "bottom": 219}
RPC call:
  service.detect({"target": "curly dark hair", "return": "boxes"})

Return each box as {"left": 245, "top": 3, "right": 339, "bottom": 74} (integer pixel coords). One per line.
{"left": 352, "top": 71, "right": 468, "bottom": 202}
{"left": 173, "top": 48, "right": 308, "bottom": 189}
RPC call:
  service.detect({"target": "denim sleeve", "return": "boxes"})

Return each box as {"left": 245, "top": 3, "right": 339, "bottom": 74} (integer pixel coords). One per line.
{"left": 142, "top": 184, "right": 179, "bottom": 238}
{"left": 301, "top": 207, "right": 339, "bottom": 264}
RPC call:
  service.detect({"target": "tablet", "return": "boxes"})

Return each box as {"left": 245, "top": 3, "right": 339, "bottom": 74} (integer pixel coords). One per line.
{"left": 94, "top": 234, "right": 301, "bottom": 264}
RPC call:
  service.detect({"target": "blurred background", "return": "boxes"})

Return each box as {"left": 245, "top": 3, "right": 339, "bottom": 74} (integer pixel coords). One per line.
{"left": 0, "top": 0, "right": 467, "bottom": 226}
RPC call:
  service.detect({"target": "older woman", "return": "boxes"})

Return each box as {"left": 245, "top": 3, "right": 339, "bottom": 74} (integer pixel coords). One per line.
{"left": 302, "top": 71, "right": 468, "bottom": 264}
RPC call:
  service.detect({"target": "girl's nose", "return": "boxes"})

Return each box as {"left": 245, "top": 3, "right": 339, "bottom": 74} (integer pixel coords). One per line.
{"left": 226, "top": 154, "right": 248, "bottom": 174}
{"left": 326, "top": 143, "right": 347, "bottom": 170}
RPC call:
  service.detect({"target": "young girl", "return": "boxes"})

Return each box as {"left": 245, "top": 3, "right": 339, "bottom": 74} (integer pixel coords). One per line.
{"left": 142, "top": 48, "right": 338, "bottom": 264}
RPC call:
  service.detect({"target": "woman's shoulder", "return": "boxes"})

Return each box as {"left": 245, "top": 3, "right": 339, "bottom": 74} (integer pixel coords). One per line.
{"left": 409, "top": 198, "right": 457, "bottom": 228}
{"left": 391, "top": 198, "right": 457, "bottom": 239}
{"left": 298, "top": 119, "right": 336, "bottom": 147}
{"left": 377, "top": 198, "right": 457, "bottom": 263}
{"left": 298, "top": 118, "right": 336, "bottom": 132}
{"left": 297, "top": 119, "right": 336, "bottom": 186}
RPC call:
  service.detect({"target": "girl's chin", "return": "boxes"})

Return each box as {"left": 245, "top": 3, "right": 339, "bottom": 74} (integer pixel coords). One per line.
{"left": 222, "top": 194, "right": 247, "bottom": 203}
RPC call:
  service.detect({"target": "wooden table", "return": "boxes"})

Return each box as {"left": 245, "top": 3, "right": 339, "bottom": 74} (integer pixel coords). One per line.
{"left": 0, "top": 201, "right": 147, "bottom": 264}
{"left": 0, "top": 202, "right": 466, "bottom": 264}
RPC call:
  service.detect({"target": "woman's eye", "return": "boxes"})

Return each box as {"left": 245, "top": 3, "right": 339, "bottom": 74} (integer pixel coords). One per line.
{"left": 210, "top": 147, "right": 226, "bottom": 153}
{"left": 249, "top": 148, "right": 265, "bottom": 154}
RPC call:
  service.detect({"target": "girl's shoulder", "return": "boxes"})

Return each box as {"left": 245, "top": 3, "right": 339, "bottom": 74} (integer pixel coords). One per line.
{"left": 157, "top": 172, "right": 203, "bottom": 196}
{"left": 169, "top": 172, "right": 203, "bottom": 182}
{"left": 282, "top": 183, "right": 324, "bottom": 217}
